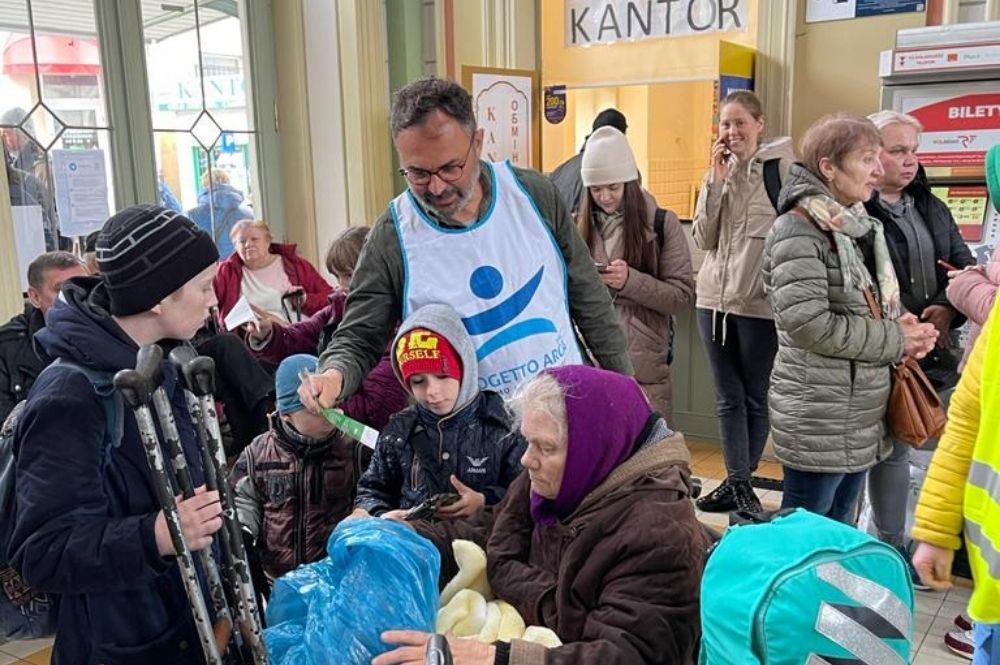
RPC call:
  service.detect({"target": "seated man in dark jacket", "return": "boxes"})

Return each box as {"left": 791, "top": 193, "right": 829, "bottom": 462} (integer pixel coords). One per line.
{"left": 10, "top": 206, "right": 225, "bottom": 664}
{"left": 0, "top": 251, "right": 87, "bottom": 422}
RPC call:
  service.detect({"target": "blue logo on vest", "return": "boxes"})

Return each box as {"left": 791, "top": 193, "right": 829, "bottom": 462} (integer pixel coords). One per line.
{"left": 462, "top": 265, "right": 557, "bottom": 361}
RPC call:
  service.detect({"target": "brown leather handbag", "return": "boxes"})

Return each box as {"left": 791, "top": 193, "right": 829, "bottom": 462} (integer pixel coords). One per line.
{"left": 862, "top": 288, "right": 947, "bottom": 447}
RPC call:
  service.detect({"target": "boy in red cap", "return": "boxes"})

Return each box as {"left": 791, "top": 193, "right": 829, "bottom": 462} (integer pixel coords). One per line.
{"left": 352, "top": 303, "right": 526, "bottom": 520}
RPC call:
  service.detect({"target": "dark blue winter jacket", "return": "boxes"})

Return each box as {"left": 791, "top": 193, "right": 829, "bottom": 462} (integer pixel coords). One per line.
{"left": 186, "top": 183, "right": 254, "bottom": 258}
{"left": 8, "top": 276, "right": 208, "bottom": 665}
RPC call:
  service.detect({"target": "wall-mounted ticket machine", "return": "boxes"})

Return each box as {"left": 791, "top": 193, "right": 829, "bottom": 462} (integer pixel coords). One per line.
{"left": 880, "top": 21, "right": 1000, "bottom": 264}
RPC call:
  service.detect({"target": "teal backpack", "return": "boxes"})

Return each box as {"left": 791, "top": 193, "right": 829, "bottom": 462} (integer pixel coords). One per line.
{"left": 699, "top": 509, "right": 915, "bottom": 665}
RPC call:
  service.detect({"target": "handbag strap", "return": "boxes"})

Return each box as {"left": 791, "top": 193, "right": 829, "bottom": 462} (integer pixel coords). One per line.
{"left": 862, "top": 287, "right": 883, "bottom": 321}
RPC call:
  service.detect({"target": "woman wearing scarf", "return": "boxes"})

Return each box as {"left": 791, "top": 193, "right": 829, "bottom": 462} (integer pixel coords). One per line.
{"left": 762, "top": 113, "right": 938, "bottom": 523}
{"left": 375, "top": 365, "right": 705, "bottom": 665}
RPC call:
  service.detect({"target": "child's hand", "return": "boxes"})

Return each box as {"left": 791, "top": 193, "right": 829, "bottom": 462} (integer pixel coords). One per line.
{"left": 436, "top": 476, "right": 485, "bottom": 519}
{"left": 912, "top": 542, "right": 954, "bottom": 591}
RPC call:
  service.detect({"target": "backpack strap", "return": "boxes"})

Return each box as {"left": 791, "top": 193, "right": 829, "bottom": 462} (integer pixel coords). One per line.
{"left": 41, "top": 360, "right": 123, "bottom": 470}
{"left": 652, "top": 208, "right": 676, "bottom": 366}
{"left": 763, "top": 158, "right": 782, "bottom": 212}
{"left": 654, "top": 208, "right": 666, "bottom": 251}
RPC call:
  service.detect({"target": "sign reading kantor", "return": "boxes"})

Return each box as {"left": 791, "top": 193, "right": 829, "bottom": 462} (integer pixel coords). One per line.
{"left": 566, "top": 0, "right": 748, "bottom": 47}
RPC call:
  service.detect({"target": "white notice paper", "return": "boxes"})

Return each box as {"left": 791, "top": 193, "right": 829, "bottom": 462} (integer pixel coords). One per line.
{"left": 51, "top": 149, "right": 111, "bottom": 237}
{"left": 12, "top": 205, "right": 46, "bottom": 291}
{"left": 224, "top": 295, "right": 258, "bottom": 331}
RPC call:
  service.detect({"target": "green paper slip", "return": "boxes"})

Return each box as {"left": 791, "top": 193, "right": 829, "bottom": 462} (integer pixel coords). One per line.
{"left": 321, "top": 408, "right": 379, "bottom": 450}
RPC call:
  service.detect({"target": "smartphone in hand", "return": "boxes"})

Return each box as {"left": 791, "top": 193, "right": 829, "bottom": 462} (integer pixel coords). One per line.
{"left": 595, "top": 262, "right": 610, "bottom": 273}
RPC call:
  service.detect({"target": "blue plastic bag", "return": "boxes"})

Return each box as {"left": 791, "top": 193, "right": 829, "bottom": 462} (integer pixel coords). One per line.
{"left": 264, "top": 518, "right": 441, "bottom": 665}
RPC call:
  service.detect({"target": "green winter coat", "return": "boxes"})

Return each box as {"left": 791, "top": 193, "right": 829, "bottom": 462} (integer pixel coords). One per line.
{"left": 762, "top": 164, "right": 905, "bottom": 473}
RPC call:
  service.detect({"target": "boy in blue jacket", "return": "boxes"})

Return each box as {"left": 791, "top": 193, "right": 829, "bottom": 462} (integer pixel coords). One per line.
{"left": 9, "top": 205, "right": 224, "bottom": 664}
{"left": 352, "top": 303, "right": 526, "bottom": 521}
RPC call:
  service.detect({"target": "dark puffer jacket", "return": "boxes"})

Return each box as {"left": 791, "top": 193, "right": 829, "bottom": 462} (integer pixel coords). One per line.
{"left": 0, "top": 305, "right": 47, "bottom": 423}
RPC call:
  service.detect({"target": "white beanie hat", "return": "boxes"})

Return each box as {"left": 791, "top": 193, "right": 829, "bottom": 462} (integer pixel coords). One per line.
{"left": 581, "top": 126, "right": 639, "bottom": 187}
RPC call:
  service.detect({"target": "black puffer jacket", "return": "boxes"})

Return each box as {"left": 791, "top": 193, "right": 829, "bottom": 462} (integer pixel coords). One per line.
{"left": 864, "top": 167, "right": 975, "bottom": 318}
{"left": 354, "top": 391, "right": 526, "bottom": 515}
{"left": 0, "top": 305, "right": 47, "bottom": 423}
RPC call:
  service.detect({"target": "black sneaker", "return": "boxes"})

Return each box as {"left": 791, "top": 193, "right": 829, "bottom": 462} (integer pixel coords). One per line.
{"left": 732, "top": 479, "right": 763, "bottom": 514}
{"left": 695, "top": 478, "right": 736, "bottom": 512}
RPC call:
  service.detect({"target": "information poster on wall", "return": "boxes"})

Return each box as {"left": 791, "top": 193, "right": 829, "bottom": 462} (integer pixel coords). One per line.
{"left": 462, "top": 66, "right": 540, "bottom": 169}
{"left": 806, "top": 0, "right": 924, "bottom": 23}
{"left": 898, "top": 91, "right": 1000, "bottom": 167}
{"left": 51, "top": 149, "right": 111, "bottom": 237}
{"left": 12, "top": 205, "right": 45, "bottom": 291}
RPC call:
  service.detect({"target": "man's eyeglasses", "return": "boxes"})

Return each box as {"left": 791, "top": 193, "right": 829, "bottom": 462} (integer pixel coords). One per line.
{"left": 399, "top": 136, "right": 475, "bottom": 186}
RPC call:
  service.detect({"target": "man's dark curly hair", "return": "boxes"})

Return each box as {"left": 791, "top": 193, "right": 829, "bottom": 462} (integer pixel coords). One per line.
{"left": 390, "top": 76, "right": 477, "bottom": 136}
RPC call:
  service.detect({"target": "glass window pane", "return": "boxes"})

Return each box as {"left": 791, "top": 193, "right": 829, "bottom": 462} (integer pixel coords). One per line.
{"left": 144, "top": 0, "right": 261, "bottom": 256}
{"left": 154, "top": 129, "right": 257, "bottom": 258}
{"left": 2, "top": 0, "right": 114, "bottom": 271}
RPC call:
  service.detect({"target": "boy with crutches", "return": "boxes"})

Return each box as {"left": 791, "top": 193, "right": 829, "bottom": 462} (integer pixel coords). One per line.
{"left": 8, "top": 206, "right": 229, "bottom": 664}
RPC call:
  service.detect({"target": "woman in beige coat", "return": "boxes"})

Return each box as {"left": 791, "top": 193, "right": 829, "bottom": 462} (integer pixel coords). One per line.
{"left": 576, "top": 126, "right": 695, "bottom": 422}
{"left": 692, "top": 90, "right": 795, "bottom": 514}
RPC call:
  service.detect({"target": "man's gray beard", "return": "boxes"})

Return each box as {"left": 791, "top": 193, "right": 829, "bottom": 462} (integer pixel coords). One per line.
{"left": 415, "top": 162, "right": 481, "bottom": 221}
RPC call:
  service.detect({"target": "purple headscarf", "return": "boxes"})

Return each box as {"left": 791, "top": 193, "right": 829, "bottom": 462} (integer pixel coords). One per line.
{"left": 529, "top": 365, "right": 653, "bottom": 526}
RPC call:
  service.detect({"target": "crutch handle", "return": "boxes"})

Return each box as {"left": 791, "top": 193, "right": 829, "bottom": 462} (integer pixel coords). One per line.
{"left": 168, "top": 344, "right": 198, "bottom": 376}
{"left": 114, "top": 369, "right": 154, "bottom": 409}
{"left": 136, "top": 344, "right": 165, "bottom": 388}
{"left": 178, "top": 355, "right": 217, "bottom": 398}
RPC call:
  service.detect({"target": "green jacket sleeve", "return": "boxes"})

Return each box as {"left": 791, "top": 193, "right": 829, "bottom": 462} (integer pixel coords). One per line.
{"left": 513, "top": 167, "right": 634, "bottom": 376}
{"left": 318, "top": 214, "right": 404, "bottom": 398}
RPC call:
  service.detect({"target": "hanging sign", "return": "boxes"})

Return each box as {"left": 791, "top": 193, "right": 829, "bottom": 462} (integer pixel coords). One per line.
{"left": 463, "top": 66, "right": 540, "bottom": 168}
{"left": 901, "top": 92, "right": 1000, "bottom": 167}
{"left": 565, "top": 0, "right": 748, "bottom": 47}
{"left": 544, "top": 85, "right": 567, "bottom": 124}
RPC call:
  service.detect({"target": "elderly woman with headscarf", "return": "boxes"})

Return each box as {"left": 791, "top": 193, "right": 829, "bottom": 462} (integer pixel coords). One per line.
{"left": 373, "top": 365, "right": 706, "bottom": 665}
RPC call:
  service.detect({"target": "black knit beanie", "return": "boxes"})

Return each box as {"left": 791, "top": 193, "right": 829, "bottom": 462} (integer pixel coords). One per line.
{"left": 96, "top": 205, "right": 219, "bottom": 316}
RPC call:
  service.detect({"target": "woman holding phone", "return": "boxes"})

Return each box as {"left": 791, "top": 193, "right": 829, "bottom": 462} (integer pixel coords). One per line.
{"left": 692, "top": 90, "right": 796, "bottom": 514}
{"left": 576, "top": 126, "right": 694, "bottom": 421}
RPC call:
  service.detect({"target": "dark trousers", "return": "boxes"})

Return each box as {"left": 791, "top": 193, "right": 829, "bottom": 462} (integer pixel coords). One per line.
{"left": 781, "top": 467, "right": 867, "bottom": 524}
{"left": 193, "top": 331, "right": 274, "bottom": 457}
{"left": 696, "top": 309, "right": 777, "bottom": 482}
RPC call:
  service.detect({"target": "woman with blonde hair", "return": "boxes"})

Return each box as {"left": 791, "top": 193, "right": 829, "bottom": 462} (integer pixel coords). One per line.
{"left": 214, "top": 219, "right": 332, "bottom": 324}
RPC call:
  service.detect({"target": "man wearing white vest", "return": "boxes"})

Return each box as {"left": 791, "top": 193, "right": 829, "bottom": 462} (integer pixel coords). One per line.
{"left": 302, "top": 77, "right": 631, "bottom": 409}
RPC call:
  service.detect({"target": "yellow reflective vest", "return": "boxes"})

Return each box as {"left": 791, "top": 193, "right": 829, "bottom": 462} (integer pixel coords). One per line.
{"left": 913, "top": 312, "right": 1000, "bottom": 623}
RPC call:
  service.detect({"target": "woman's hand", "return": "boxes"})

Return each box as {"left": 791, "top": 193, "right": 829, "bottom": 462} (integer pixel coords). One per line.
{"left": 898, "top": 312, "right": 938, "bottom": 360}
{"left": 245, "top": 304, "right": 283, "bottom": 343}
{"left": 372, "top": 631, "right": 496, "bottom": 665}
{"left": 436, "top": 476, "right": 486, "bottom": 519}
{"left": 599, "top": 259, "right": 629, "bottom": 291}
{"left": 710, "top": 138, "right": 731, "bottom": 183}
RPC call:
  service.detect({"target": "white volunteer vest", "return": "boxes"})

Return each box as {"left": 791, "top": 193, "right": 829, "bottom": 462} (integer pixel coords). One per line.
{"left": 392, "top": 161, "right": 583, "bottom": 395}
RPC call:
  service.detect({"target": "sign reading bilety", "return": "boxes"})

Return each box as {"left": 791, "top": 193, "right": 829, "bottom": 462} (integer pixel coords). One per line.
{"left": 566, "top": 0, "right": 748, "bottom": 47}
